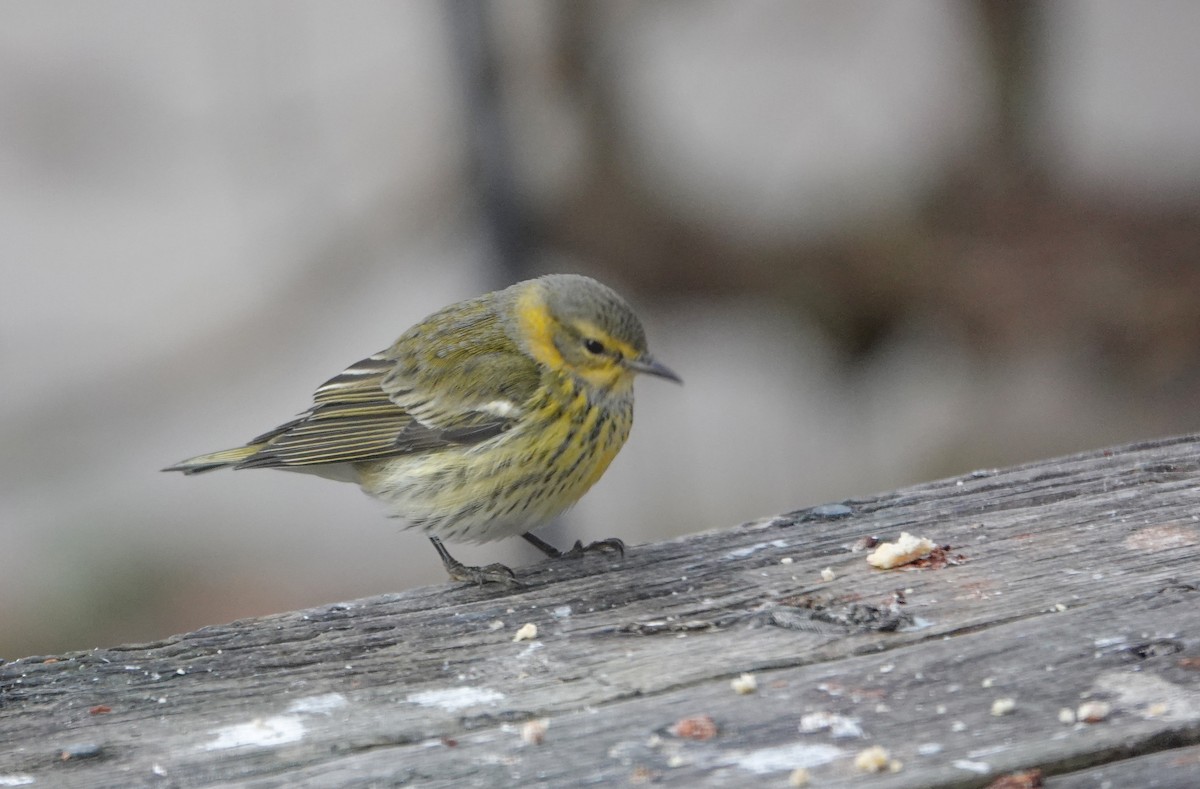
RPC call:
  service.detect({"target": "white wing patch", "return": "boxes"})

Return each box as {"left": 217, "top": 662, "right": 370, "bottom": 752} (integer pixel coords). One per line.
{"left": 476, "top": 400, "right": 522, "bottom": 418}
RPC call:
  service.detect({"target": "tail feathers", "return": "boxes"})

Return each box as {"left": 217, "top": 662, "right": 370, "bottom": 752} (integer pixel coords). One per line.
{"left": 162, "top": 445, "right": 262, "bottom": 475}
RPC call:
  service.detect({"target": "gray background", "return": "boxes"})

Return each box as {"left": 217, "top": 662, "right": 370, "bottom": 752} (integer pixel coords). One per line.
{"left": 4, "top": 1, "right": 1199, "bottom": 658}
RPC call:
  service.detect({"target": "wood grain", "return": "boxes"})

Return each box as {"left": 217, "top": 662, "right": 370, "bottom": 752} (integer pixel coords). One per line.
{"left": 3, "top": 435, "right": 1200, "bottom": 787}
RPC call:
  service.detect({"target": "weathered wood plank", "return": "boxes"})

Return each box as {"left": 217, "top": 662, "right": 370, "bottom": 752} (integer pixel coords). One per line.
{"left": 1046, "top": 744, "right": 1200, "bottom": 788}
{"left": 2, "top": 434, "right": 1200, "bottom": 787}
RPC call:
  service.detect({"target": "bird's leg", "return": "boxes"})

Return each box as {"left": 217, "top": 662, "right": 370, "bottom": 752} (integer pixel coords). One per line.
{"left": 522, "top": 532, "right": 625, "bottom": 560}
{"left": 430, "top": 537, "right": 523, "bottom": 588}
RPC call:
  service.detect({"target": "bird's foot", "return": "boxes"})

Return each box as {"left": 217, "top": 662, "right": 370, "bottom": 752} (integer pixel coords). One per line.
{"left": 430, "top": 537, "right": 525, "bottom": 588}
{"left": 522, "top": 533, "right": 625, "bottom": 560}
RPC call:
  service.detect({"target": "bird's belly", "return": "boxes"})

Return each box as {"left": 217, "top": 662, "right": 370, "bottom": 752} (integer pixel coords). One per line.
{"left": 355, "top": 408, "right": 631, "bottom": 543}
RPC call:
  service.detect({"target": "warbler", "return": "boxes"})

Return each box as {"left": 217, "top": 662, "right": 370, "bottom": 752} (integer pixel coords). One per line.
{"left": 165, "top": 274, "right": 680, "bottom": 586}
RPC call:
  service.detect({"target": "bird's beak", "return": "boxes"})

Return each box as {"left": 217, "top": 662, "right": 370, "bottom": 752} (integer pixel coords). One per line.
{"left": 627, "top": 354, "right": 682, "bottom": 384}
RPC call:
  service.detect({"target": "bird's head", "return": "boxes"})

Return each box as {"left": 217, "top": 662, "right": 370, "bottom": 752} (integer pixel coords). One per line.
{"left": 510, "top": 274, "right": 681, "bottom": 395}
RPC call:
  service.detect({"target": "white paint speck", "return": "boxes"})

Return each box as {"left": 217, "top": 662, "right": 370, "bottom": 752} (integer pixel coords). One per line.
{"left": 0, "top": 776, "right": 36, "bottom": 787}
{"left": 967, "top": 744, "right": 1011, "bottom": 759}
{"left": 1093, "top": 636, "right": 1126, "bottom": 649}
{"left": 552, "top": 605, "right": 573, "bottom": 618}
{"left": 798, "top": 711, "right": 863, "bottom": 739}
{"left": 204, "top": 716, "right": 306, "bottom": 750}
{"left": 406, "top": 687, "right": 505, "bottom": 711}
{"left": 726, "top": 743, "right": 843, "bottom": 773}
{"left": 287, "top": 693, "right": 348, "bottom": 715}
{"left": 952, "top": 759, "right": 991, "bottom": 774}
{"left": 723, "top": 540, "right": 788, "bottom": 560}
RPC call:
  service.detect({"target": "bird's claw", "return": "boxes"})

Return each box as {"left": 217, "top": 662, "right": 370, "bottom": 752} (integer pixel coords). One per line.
{"left": 447, "top": 561, "right": 525, "bottom": 589}
{"left": 431, "top": 536, "right": 525, "bottom": 588}
{"left": 558, "top": 537, "right": 625, "bottom": 560}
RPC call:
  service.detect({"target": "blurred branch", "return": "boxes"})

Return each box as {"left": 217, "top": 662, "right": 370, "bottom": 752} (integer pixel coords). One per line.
{"left": 977, "top": 0, "right": 1039, "bottom": 161}
{"left": 445, "top": 0, "right": 531, "bottom": 287}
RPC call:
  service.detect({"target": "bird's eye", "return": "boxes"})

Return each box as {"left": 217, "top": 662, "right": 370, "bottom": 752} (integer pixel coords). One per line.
{"left": 584, "top": 338, "right": 605, "bottom": 355}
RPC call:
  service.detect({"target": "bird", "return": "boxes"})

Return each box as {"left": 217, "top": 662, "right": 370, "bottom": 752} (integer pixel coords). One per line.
{"left": 164, "top": 273, "right": 681, "bottom": 586}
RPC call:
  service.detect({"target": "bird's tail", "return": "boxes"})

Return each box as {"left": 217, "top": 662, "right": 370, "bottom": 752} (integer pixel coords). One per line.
{"left": 162, "top": 445, "right": 262, "bottom": 475}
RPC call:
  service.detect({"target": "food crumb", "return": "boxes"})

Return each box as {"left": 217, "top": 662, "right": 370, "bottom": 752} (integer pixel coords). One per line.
{"left": 1057, "top": 707, "right": 1076, "bottom": 724}
{"left": 520, "top": 718, "right": 548, "bottom": 745}
{"left": 1076, "top": 701, "right": 1111, "bottom": 723}
{"left": 788, "top": 767, "right": 811, "bottom": 786}
{"left": 854, "top": 745, "right": 892, "bottom": 773}
{"left": 513, "top": 623, "right": 538, "bottom": 642}
{"left": 730, "top": 673, "right": 758, "bottom": 695}
{"left": 820, "top": 566, "right": 835, "bottom": 581}
{"left": 866, "top": 532, "right": 937, "bottom": 569}
{"left": 991, "top": 698, "right": 1017, "bottom": 716}
{"left": 671, "top": 714, "right": 718, "bottom": 740}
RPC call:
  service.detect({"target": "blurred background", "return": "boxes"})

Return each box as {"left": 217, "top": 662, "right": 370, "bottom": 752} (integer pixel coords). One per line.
{"left": 3, "top": 1, "right": 1199, "bottom": 659}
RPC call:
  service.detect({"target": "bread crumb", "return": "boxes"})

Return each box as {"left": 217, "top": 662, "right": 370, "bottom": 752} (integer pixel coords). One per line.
{"left": 866, "top": 532, "right": 937, "bottom": 569}
{"left": 513, "top": 623, "right": 538, "bottom": 642}
{"left": 788, "top": 767, "right": 810, "bottom": 786}
{"left": 780, "top": 557, "right": 794, "bottom": 565}
{"left": 854, "top": 745, "right": 892, "bottom": 773}
{"left": 1077, "top": 701, "right": 1110, "bottom": 723}
{"left": 991, "top": 698, "right": 1017, "bottom": 716}
{"left": 671, "top": 714, "right": 718, "bottom": 740}
{"left": 731, "top": 673, "right": 757, "bottom": 695}
{"left": 520, "top": 719, "right": 547, "bottom": 745}
{"left": 1058, "top": 707, "right": 1076, "bottom": 724}
{"left": 820, "top": 566, "right": 835, "bottom": 581}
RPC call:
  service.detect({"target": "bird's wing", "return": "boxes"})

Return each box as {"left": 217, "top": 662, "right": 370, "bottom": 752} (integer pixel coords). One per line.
{"left": 233, "top": 353, "right": 420, "bottom": 468}
{"left": 235, "top": 321, "right": 541, "bottom": 470}
{"left": 379, "top": 300, "right": 543, "bottom": 436}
